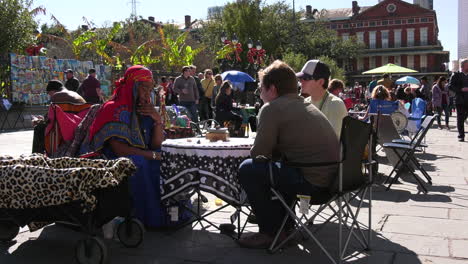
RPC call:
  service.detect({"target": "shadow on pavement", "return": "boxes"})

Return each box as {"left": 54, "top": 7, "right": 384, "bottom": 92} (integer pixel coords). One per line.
{"left": 0, "top": 221, "right": 423, "bottom": 264}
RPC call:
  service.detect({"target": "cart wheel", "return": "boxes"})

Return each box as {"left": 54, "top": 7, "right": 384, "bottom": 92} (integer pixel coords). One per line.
{"left": 75, "top": 237, "right": 108, "bottom": 264}
{"left": 117, "top": 218, "right": 144, "bottom": 248}
{"left": 0, "top": 220, "right": 20, "bottom": 242}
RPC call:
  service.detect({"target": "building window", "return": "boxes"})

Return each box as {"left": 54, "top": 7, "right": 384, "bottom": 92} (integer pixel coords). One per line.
{"left": 415, "top": 18, "right": 420, "bottom": 23}
{"left": 407, "top": 28, "right": 415, "bottom": 46}
{"left": 395, "top": 20, "right": 401, "bottom": 24}
{"left": 421, "top": 18, "right": 428, "bottom": 22}
{"left": 420, "top": 27, "right": 428, "bottom": 45}
{"left": 370, "top": 56, "right": 376, "bottom": 69}
{"left": 408, "top": 18, "right": 414, "bottom": 24}
{"left": 342, "top": 33, "right": 349, "bottom": 41}
{"left": 381, "top": 30, "right": 389, "bottom": 48}
{"left": 357, "top": 57, "right": 364, "bottom": 71}
{"left": 394, "top": 29, "right": 402, "bottom": 48}
{"left": 357, "top": 22, "right": 363, "bottom": 27}
{"left": 356, "top": 32, "right": 364, "bottom": 44}
{"left": 407, "top": 55, "right": 414, "bottom": 69}
{"left": 369, "top": 31, "right": 376, "bottom": 49}
{"left": 394, "top": 55, "right": 401, "bottom": 65}
{"left": 331, "top": 24, "right": 337, "bottom": 29}
{"left": 370, "top": 21, "right": 376, "bottom": 26}
{"left": 420, "top": 54, "right": 427, "bottom": 69}
{"left": 343, "top": 23, "right": 349, "bottom": 29}
{"left": 382, "top": 56, "right": 388, "bottom": 65}
{"left": 382, "top": 20, "right": 388, "bottom": 25}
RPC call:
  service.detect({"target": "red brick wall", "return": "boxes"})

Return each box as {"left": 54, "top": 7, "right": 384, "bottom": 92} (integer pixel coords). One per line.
{"left": 414, "top": 55, "right": 420, "bottom": 70}
{"left": 401, "top": 55, "right": 407, "bottom": 67}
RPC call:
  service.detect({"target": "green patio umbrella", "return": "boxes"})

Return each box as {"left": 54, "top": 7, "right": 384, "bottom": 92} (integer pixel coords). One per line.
{"left": 362, "top": 63, "right": 418, "bottom": 74}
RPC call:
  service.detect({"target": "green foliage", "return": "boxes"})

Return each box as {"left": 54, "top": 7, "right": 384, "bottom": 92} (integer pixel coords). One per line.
{"left": 40, "top": 23, "right": 66, "bottom": 38}
{"left": 158, "top": 29, "right": 203, "bottom": 72}
{"left": 318, "top": 55, "right": 346, "bottom": 82}
{"left": 130, "top": 40, "right": 159, "bottom": 66}
{"left": 90, "top": 22, "right": 123, "bottom": 64}
{"left": 199, "top": 0, "right": 364, "bottom": 70}
{"left": 282, "top": 51, "right": 307, "bottom": 72}
{"left": 0, "top": 0, "right": 39, "bottom": 55}
{"left": 215, "top": 44, "right": 236, "bottom": 60}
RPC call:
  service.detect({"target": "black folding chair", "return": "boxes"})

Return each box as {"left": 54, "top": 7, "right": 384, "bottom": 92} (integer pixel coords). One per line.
{"left": 382, "top": 115, "right": 437, "bottom": 193}
{"left": 268, "top": 116, "right": 374, "bottom": 264}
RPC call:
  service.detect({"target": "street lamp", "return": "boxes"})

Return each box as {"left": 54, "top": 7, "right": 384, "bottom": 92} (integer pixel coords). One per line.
{"left": 255, "top": 40, "right": 262, "bottom": 50}
{"left": 232, "top": 33, "right": 239, "bottom": 45}
{"left": 220, "top": 32, "right": 227, "bottom": 44}
{"left": 247, "top": 38, "right": 254, "bottom": 49}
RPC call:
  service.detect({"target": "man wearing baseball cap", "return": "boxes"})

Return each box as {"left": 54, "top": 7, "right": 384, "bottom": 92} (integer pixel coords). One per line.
{"left": 64, "top": 69, "right": 80, "bottom": 93}
{"left": 297, "top": 60, "right": 348, "bottom": 138}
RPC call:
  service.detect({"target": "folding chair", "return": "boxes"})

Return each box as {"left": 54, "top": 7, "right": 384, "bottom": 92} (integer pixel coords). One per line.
{"left": 407, "top": 98, "right": 427, "bottom": 135}
{"left": 382, "top": 115, "right": 437, "bottom": 193}
{"left": 268, "top": 116, "right": 374, "bottom": 264}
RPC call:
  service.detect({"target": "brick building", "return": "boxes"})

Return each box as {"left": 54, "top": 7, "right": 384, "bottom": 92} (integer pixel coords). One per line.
{"left": 307, "top": 0, "right": 450, "bottom": 82}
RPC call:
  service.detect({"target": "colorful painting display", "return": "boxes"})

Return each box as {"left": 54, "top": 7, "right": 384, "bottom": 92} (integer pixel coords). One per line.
{"left": 9, "top": 53, "right": 112, "bottom": 104}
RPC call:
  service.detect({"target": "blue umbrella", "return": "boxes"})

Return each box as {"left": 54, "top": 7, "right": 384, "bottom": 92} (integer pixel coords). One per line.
{"left": 221, "top": 71, "right": 255, "bottom": 83}
{"left": 395, "top": 76, "right": 420, "bottom": 85}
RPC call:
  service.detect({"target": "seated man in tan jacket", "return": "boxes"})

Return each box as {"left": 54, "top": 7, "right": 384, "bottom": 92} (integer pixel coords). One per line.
{"left": 237, "top": 60, "right": 340, "bottom": 249}
{"left": 46, "top": 80, "right": 86, "bottom": 104}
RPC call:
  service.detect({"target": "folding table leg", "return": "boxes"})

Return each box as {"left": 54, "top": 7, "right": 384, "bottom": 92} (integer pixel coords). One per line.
{"left": 0, "top": 111, "right": 12, "bottom": 130}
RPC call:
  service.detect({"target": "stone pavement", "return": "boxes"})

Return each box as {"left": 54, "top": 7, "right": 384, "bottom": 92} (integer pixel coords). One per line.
{"left": 0, "top": 120, "right": 467, "bottom": 264}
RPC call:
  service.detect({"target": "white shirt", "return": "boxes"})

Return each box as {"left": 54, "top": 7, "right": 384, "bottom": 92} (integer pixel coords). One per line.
{"left": 306, "top": 92, "right": 348, "bottom": 138}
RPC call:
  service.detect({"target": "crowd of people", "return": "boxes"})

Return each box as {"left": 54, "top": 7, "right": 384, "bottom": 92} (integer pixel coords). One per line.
{"left": 37, "top": 56, "right": 468, "bottom": 248}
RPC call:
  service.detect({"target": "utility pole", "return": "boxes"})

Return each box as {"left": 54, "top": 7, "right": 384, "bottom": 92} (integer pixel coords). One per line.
{"left": 130, "top": 0, "right": 137, "bottom": 18}
{"left": 292, "top": 0, "right": 296, "bottom": 27}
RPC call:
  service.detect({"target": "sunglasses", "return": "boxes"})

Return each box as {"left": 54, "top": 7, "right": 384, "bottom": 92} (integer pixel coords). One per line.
{"left": 298, "top": 76, "right": 314, "bottom": 81}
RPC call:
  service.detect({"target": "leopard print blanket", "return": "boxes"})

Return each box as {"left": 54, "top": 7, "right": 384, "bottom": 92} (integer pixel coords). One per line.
{"left": 0, "top": 154, "right": 136, "bottom": 213}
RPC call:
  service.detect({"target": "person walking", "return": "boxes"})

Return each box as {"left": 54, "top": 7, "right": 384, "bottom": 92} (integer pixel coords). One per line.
{"left": 432, "top": 76, "right": 450, "bottom": 129}
{"left": 201, "top": 69, "right": 215, "bottom": 120}
{"left": 189, "top": 65, "right": 205, "bottom": 120}
{"left": 448, "top": 58, "right": 468, "bottom": 141}
{"left": 64, "top": 69, "right": 80, "bottom": 93}
{"left": 173, "top": 66, "right": 199, "bottom": 122}
{"left": 80, "top": 68, "right": 102, "bottom": 104}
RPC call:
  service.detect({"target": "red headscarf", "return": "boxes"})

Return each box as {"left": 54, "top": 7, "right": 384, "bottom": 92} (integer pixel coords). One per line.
{"left": 88, "top": 65, "right": 153, "bottom": 140}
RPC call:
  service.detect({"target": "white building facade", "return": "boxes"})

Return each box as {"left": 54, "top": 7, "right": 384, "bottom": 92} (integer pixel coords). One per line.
{"left": 459, "top": 0, "right": 468, "bottom": 59}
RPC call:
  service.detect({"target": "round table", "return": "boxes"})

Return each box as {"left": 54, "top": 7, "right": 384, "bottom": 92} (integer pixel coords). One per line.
{"left": 161, "top": 137, "right": 254, "bottom": 205}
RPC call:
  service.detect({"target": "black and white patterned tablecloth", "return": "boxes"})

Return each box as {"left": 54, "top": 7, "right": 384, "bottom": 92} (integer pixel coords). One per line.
{"left": 161, "top": 137, "right": 253, "bottom": 205}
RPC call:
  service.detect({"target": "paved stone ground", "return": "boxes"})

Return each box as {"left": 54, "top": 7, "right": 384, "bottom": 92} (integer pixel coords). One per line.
{"left": 0, "top": 116, "right": 467, "bottom": 264}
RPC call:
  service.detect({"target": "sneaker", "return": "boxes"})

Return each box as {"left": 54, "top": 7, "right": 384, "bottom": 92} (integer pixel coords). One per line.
{"left": 458, "top": 138, "right": 465, "bottom": 142}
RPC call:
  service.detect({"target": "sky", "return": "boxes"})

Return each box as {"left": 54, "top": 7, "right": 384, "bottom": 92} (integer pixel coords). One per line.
{"left": 33, "top": 0, "right": 458, "bottom": 61}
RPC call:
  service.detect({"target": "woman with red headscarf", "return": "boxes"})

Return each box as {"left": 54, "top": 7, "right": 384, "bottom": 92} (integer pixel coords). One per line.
{"left": 80, "top": 65, "right": 167, "bottom": 228}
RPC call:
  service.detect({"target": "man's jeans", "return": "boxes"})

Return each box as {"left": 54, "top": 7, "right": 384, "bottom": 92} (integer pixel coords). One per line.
{"left": 238, "top": 159, "right": 329, "bottom": 235}
{"left": 456, "top": 104, "right": 468, "bottom": 139}
{"left": 180, "top": 101, "right": 199, "bottom": 123}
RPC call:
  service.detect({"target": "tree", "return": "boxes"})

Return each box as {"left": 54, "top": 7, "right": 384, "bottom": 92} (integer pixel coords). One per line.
{"left": 199, "top": 0, "right": 364, "bottom": 72}
{"left": 0, "top": 0, "right": 42, "bottom": 56}
{"left": 282, "top": 51, "right": 307, "bottom": 72}
{"left": 0, "top": 0, "right": 44, "bottom": 98}
{"left": 318, "top": 55, "right": 346, "bottom": 82}
{"left": 157, "top": 28, "right": 203, "bottom": 72}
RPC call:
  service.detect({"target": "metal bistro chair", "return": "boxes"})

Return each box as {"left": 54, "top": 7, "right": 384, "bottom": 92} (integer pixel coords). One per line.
{"left": 383, "top": 115, "right": 437, "bottom": 193}
{"left": 268, "top": 116, "right": 374, "bottom": 264}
